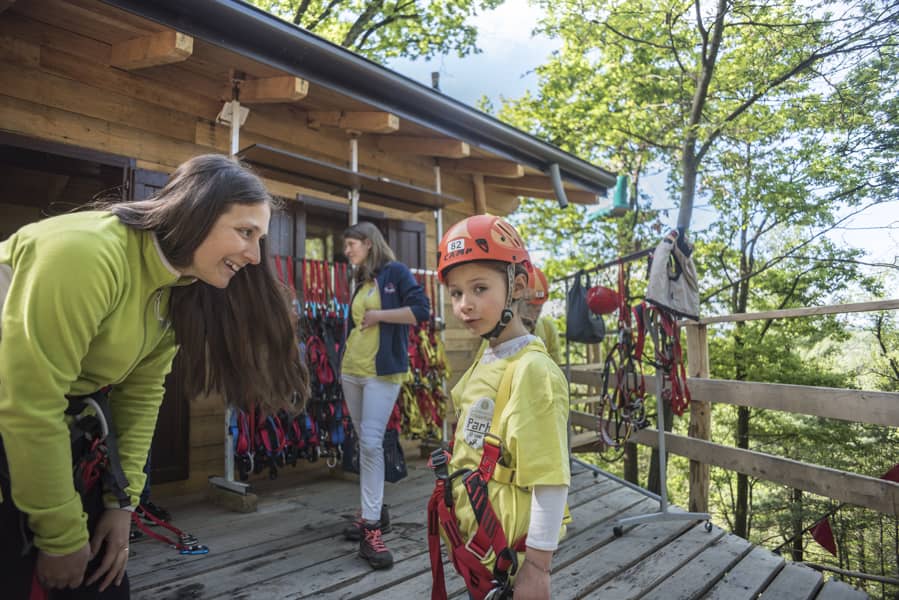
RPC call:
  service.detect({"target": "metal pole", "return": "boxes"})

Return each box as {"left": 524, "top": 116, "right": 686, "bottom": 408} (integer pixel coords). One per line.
{"left": 210, "top": 97, "right": 250, "bottom": 494}
{"left": 433, "top": 163, "right": 450, "bottom": 445}
{"left": 349, "top": 136, "right": 359, "bottom": 226}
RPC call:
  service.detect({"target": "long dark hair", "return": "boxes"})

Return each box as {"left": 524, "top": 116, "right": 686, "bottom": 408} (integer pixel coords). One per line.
{"left": 111, "top": 154, "right": 309, "bottom": 413}
{"left": 344, "top": 221, "right": 395, "bottom": 285}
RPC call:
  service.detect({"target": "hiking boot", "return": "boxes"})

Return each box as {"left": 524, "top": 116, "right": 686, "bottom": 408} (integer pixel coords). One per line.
{"left": 343, "top": 505, "right": 391, "bottom": 541}
{"left": 359, "top": 521, "right": 393, "bottom": 569}
{"left": 137, "top": 500, "right": 172, "bottom": 525}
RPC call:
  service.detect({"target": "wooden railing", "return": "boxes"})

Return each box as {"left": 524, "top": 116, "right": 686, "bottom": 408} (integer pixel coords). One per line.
{"left": 568, "top": 298, "right": 899, "bottom": 516}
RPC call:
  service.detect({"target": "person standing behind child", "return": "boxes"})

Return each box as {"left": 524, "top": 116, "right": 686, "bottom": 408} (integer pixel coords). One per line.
{"left": 521, "top": 266, "right": 562, "bottom": 364}
{"left": 340, "top": 222, "right": 430, "bottom": 569}
{"left": 428, "top": 215, "right": 570, "bottom": 600}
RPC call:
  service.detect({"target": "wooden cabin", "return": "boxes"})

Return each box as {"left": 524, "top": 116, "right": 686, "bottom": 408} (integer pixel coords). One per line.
{"left": 0, "top": 0, "right": 616, "bottom": 493}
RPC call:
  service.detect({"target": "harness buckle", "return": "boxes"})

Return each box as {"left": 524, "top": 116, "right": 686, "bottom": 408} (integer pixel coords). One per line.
{"left": 428, "top": 448, "right": 450, "bottom": 479}
{"left": 463, "top": 535, "right": 493, "bottom": 562}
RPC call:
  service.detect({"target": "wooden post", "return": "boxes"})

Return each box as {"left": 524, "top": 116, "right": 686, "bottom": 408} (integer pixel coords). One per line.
{"left": 686, "top": 323, "right": 711, "bottom": 513}
{"left": 472, "top": 173, "right": 487, "bottom": 214}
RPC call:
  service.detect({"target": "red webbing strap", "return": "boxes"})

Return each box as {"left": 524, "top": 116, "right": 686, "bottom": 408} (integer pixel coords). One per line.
{"left": 428, "top": 483, "right": 497, "bottom": 600}
{"left": 287, "top": 256, "right": 295, "bottom": 292}
{"left": 461, "top": 442, "right": 518, "bottom": 576}
{"left": 131, "top": 507, "right": 207, "bottom": 554}
{"left": 318, "top": 260, "right": 327, "bottom": 309}
{"left": 274, "top": 255, "right": 284, "bottom": 284}
{"left": 427, "top": 484, "right": 449, "bottom": 600}
{"left": 29, "top": 571, "right": 47, "bottom": 600}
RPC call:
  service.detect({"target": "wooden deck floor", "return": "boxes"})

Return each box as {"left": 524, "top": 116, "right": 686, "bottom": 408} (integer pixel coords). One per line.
{"left": 131, "top": 460, "right": 868, "bottom": 600}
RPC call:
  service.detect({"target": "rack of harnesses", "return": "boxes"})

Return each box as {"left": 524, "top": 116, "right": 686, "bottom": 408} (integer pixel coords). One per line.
{"left": 399, "top": 269, "right": 450, "bottom": 441}
{"left": 228, "top": 260, "right": 451, "bottom": 481}
{"left": 227, "top": 256, "right": 350, "bottom": 480}
{"left": 562, "top": 239, "right": 694, "bottom": 461}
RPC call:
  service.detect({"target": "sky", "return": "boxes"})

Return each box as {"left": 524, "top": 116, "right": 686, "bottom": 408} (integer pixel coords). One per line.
{"left": 386, "top": 0, "right": 898, "bottom": 295}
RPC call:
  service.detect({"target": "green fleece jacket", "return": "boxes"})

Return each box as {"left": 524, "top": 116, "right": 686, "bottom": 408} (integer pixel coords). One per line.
{"left": 0, "top": 211, "right": 194, "bottom": 555}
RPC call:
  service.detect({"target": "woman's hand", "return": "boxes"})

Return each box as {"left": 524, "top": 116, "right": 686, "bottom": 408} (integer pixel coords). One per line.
{"left": 360, "top": 309, "right": 382, "bottom": 329}
{"left": 85, "top": 508, "right": 132, "bottom": 591}
{"left": 513, "top": 551, "right": 552, "bottom": 600}
{"left": 36, "top": 542, "right": 91, "bottom": 590}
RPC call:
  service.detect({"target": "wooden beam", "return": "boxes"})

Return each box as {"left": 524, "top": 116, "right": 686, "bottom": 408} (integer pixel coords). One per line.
{"left": 631, "top": 428, "right": 899, "bottom": 515}
{"left": 685, "top": 324, "right": 711, "bottom": 514}
{"left": 376, "top": 135, "right": 469, "bottom": 158}
{"left": 308, "top": 111, "right": 399, "bottom": 133}
{"left": 571, "top": 363, "right": 899, "bottom": 428}
{"left": 473, "top": 174, "right": 487, "bottom": 214}
{"left": 486, "top": 177, "right": 599, "bottom": 205}
{"left": 110, "top": 30, "right": 193, "bottom": 70}
{"left": 239, "top": 76, "right": 308, "bottom": 103}
{"left": 689, "top": 378, "right": 899, "bottom": 427}
{"left": 485, "top": 174, "right": 557, "bottom": 193}
{"left": 696, "top": 298, "right": 899, "bottom": 325}
{"left": 488, "top": 186, "right": 599, "bottom": 205}
{"left": 442, "top": 158, "right": 524, "bottom": 178}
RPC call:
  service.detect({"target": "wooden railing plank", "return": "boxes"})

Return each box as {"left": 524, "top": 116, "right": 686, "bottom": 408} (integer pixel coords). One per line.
{"left": 690, "top": 378, "right": 899, "bottom": 427}
{"left": 695, "top": 298, "right": 899, "bottom": 325}
{"left": 630, "top": 428, "right": 899, "bottom": 515}
{"left": 567, "top": 370, "right": 899, "bottom": 426}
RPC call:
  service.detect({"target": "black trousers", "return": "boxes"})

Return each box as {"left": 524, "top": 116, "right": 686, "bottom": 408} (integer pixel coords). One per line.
{"left": 0, "top": 436, "right": 130, "bottom": 600}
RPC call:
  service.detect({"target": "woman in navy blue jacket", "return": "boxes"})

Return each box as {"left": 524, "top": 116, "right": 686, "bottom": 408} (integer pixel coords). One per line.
{"left": 340, "top": 222, "right": 429, "bottom": 569}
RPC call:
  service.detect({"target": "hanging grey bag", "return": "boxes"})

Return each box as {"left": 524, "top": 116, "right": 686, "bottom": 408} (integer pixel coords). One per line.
{"left": 566, "top": 272, "right": 606, "bottom": 343}
{"left": 645, "top": 231, "right": 700, "bottom": 321}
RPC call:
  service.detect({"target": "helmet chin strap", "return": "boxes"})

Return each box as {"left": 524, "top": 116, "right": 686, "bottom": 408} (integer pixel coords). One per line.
{"left": 481, "top": 264, "right": 517, "bottom": 341}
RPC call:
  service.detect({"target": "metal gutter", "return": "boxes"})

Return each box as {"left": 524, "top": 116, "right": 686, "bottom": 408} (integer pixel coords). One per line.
{"left": 101, "top": 0, "right": 617, "bottom": 195}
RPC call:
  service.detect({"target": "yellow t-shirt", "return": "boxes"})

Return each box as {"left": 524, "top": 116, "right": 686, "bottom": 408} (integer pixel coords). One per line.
{"left": 534, "top": 315, "right": 563, "bottom": 364}
{"left": 342, "top": 281, "right": 404, "bottom": 384}
{"left": 447, "top": 337, "right": 570, "bottom": 572}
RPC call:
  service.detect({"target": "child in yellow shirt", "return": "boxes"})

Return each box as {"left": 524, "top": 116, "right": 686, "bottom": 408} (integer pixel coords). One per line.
{"left": 428, "top": 215, "right": 570, "bottom": 600}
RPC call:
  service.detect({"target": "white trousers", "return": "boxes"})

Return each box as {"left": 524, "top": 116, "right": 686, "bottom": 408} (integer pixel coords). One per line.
{"left": 341, "top": 374, "right": 402, "bottom": 522}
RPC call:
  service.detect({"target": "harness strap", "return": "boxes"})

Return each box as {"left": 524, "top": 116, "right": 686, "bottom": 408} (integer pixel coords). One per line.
{"left": 428, "top": 356, "right": 536, "bottom": 599}
{"left": 66, "top": 390, "right": 130, "bottom": 507}
{"left": 131, "top": 507, "right": 208, "bottom": 555}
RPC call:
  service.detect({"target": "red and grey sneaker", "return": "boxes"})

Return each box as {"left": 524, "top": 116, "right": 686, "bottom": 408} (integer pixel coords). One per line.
{"left": 343, "top": 505, "right": 391, "bottom": 541}
{"left": 359, "top": 521, "right": 393, "bottom": 569}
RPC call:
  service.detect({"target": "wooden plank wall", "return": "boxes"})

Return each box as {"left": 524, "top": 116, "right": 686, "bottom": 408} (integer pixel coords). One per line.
{"left": 0, "top": 1, "right": 500, "bottom": 490}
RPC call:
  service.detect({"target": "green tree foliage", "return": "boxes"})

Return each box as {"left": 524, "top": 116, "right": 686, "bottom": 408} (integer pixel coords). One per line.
{"left": 500, "top": 1, "right": 898, "bottom": 594}
{"left": 249, "top": 0, "right": 505, "bottom": 61}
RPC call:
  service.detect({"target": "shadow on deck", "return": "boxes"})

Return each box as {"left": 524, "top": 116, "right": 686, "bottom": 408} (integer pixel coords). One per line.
{"left": 131, "top": 460, "right": 868, "bottom": 599}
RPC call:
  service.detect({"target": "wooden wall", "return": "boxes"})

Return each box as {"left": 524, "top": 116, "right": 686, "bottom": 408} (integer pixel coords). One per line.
{"left": 0, "top": 1, "right": 500, "bottom": 492}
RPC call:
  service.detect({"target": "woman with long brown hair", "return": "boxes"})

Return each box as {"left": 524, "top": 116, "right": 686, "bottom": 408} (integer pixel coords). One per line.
{"left": 0, "top": 154, "right": 308, "bottom": 599}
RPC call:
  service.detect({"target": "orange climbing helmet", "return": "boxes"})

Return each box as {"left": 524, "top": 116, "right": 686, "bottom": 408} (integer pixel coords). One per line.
{"left": 437, "top": 215, "right": 531, "bottom": 282}
{"left": 528, "top": 266, "right": 549, "bottom": 306}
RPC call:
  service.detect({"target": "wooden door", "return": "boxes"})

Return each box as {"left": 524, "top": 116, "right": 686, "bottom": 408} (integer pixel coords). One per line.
{"left": 130, "top": 168, "right": 190, "bottom": 484}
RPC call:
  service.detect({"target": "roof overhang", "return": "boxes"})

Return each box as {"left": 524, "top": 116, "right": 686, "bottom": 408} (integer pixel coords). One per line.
{"left": 239, "top": 144, "right": 462, "bottom": 212}
{"left": 100, "top": 0, "right": 617, "bottom": 196}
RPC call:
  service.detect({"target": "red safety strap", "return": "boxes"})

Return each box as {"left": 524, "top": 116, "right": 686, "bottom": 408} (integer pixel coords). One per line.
{"left": 131, "top": 508, "right": 208, "bottom": 554}
{"left": 29, "top": 571, "right": 47, "bottom": 600}
{"left": 274, "top": 255, "right": 285, "bottom": 284}
{"left": 428, "top": 443, "right": 526, "bottom": 600}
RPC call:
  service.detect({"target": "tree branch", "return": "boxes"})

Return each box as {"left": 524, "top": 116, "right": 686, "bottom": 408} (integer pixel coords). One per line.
{"left": 292, "top": 0, "right": 313, "bottom": 26}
